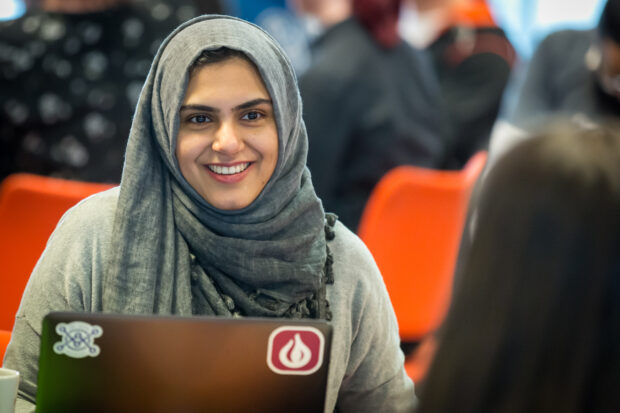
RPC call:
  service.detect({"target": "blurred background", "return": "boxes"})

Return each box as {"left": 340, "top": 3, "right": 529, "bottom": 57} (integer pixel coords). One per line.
{"left": 0, "top": 0, "right": 612, "bottom": 221}
{"left": 1, "top": 0, "right": 606, "bottom": 115}
{"left": 1, "top": 0, "right": 608, "bottom": 60}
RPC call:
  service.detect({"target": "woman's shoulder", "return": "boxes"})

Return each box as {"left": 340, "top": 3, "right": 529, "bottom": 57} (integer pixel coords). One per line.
{"left": 21, "top": 187, "right": 120, "bottom": 314}
{"left": 61, "top": 186, "right": 118, "bottom": 220}
{"left": 331, "top": 220, "right": 370, "bottom": 253}
{"left": 329, "top": 220, "right": 381, "bottom": 284}
{"left": 50, "top": 186, "right": 119, "bottom": 243}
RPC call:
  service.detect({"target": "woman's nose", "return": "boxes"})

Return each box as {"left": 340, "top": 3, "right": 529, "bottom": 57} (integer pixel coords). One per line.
{"left": 212, "top": 120, "right": 242, "bottom": 154}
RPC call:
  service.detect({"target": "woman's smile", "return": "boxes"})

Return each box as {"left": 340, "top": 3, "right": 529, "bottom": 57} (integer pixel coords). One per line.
{"left": 205, "top": 161, "right": 253, "bottom": 183}
{"left": 206, "top": 162, "right": 251, "bottom": 175}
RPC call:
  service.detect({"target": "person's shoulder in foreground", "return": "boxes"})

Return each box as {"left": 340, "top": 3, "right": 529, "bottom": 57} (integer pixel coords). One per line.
{"left": 417, "top": 120, "right": 620, "bottom": 412}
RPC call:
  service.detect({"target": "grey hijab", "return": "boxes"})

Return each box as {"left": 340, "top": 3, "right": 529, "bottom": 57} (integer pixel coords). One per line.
{"left": 102, "top": 15, "right": 332, "bottom": 319}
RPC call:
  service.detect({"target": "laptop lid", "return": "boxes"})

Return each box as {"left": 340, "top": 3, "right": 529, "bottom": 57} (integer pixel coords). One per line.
{"left": 35, "top": 312, "right": 332, "bottom": 413}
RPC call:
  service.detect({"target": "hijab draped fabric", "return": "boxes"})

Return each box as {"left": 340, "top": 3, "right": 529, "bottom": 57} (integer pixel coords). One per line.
{"left": 102, "top": 15, "right": 329, "bottom": 319}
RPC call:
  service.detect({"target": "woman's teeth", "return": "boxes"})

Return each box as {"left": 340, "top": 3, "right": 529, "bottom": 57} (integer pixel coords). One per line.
{"left": 208, "top": 162, "right": 250, "bottom": 175}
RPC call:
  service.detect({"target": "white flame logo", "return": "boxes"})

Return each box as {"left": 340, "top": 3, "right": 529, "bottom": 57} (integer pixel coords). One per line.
{"left": 279, "top": 333, "right": 312, "bottom": 369}
{"left": 267, "top": 326, "right": 325, "bottom": 375}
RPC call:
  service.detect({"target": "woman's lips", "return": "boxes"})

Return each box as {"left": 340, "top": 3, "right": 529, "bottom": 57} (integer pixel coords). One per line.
{"left": 204, "top": 162, "right": 253, "bottom": 183}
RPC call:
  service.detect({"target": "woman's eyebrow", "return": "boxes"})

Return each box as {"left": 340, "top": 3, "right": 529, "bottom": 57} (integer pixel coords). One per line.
{"left": 179, "top": 99, "right": 272, "bottom": 113}
{"left": 234, "top": 98, "right": 272, "bottom": 111}
{"left": 180, "top": 104, "right": 217, "bottom": 113}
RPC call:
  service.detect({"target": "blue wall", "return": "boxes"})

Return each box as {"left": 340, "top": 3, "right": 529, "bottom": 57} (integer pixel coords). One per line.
{"left": 488, "top": 0, "right": 606, "bottom": 59}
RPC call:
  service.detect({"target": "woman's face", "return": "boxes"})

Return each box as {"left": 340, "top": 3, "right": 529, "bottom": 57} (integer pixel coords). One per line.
{"left": 176, "top": 57, "right": 278, "bottom": 210}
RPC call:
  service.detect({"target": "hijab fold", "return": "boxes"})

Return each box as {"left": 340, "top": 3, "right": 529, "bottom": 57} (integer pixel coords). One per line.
{"left": 102, "top": 15, "right": 329, "bottom": 319}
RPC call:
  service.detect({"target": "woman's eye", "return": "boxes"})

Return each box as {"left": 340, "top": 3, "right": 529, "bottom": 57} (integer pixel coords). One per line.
{"left": 188, "top": 114, "right": 210, "bottom": 123}
{"left": 242, "top": 111, "right": 262, "bottom": 121}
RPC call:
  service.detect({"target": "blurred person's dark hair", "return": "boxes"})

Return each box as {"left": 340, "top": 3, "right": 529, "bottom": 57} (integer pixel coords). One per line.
{"left": 599, "top": 0, "right": 620, "bottom": 43}
{"left": 352, "top": 0, "right": 402, "bottom": 48}
{"left": 417, "top": 120, "right": 620, "bottom": 412}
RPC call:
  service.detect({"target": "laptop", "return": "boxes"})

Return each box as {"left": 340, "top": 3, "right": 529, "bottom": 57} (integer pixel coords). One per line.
{"left": 35, "top": 312, "right": 332, "bottom": 413}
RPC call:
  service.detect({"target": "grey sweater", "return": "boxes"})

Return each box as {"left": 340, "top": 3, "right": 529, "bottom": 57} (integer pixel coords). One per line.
{"left": 4, "top": 188, "right": 416, "bottom": 413}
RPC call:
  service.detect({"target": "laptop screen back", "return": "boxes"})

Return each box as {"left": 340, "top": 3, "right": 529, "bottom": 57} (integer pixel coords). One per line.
{"left": 35, "top": 312, "right": 332, "bottom": 413}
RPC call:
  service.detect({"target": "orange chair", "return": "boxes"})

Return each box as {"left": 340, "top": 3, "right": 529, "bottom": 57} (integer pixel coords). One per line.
{"left": 358, "top": 151, "right": 487, "bottom": 342}
{"left": 358, "top": 152, "right": 486, "bottom": 383}
{"left": 451, "top": 0, "right": 497, "bottom": 28}
{"left": 0, "top": 174, "right": 114, "bottom": 330}
{"left": 404, "top": 333, "right": 437, "bottom": 385}
{"left": 0, "top": 329, "right": 10, "bottom": 364}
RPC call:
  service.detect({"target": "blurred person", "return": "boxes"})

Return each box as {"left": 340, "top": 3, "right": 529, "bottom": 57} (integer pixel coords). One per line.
{"left": 247, "top": 0, "right": 352, "bottom": 75}
{"left": 489, "top": 0, "right": 620, "bottom": 165}
{"left": 4, "top": 15, "right": 416, "bottom": 412}
{"left": 509, "top": 0, "right": 620, "bottom": 126}
{"left": 286, "top": 0, "right": 353, "bottom": 73}
{"left": 0, "top": 0, "right": 200, "bottom": 183}
{"left": 416, "top": 121, "right": 620, "bottom": 412}
{"left": 299, "top": 0, "right": 447, "bottom": 231}
{"left": 289, "top": 0, "right": 352, "bottom": 32}
{"left": 399, "top": 0, "right": 515, "bottom": 168}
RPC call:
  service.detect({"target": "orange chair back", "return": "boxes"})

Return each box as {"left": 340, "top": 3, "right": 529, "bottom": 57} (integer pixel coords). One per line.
{"left": 358, "top": 151, "right": 487, "bottom": 342}
{"left": 0, "top": 174, "right": 114, "bottom": 330}
{"left": 0, "top": 329, "right": 10, "bottom": 364}
{"left": 450, "top": 0, "right": 497, "bottom": 27}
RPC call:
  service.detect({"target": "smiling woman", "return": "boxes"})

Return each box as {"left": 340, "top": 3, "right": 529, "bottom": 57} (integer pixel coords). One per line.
{"left": 176, "top": 49, "right": 278, "bottom": 210}
{"left": 3, "top": 15, "right": 415, "bottom": 413}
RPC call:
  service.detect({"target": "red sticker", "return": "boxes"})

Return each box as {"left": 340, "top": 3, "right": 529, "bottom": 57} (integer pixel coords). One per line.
{"left": 267, "top": 326, "right": 325, "bottom": 375}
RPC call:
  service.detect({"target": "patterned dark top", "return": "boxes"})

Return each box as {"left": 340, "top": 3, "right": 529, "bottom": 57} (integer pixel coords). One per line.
{"left": 0, "top": 2, "right": 198, "bottom": 183}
